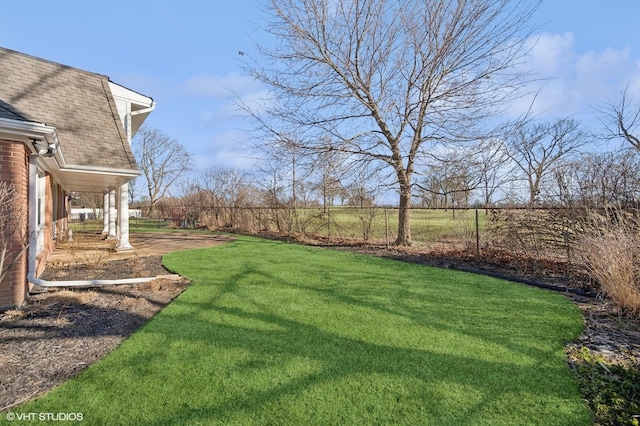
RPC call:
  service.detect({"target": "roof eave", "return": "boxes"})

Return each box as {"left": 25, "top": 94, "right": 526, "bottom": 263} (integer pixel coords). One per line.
{"left": 0, "top": 117, "right": 140, "bottom": 192}
{"left": 0, "top": 117, "right": 56, "bottom": 144}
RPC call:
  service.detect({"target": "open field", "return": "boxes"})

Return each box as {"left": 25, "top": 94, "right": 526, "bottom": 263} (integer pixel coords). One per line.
{"left": 71, "top": 207, "right": 486, "bottom": 246}
{"left": 292, "top": 207, "right": 484, "bottom": 242}
{"left": 70, "top": 217, "right": 173, "bottom": 232}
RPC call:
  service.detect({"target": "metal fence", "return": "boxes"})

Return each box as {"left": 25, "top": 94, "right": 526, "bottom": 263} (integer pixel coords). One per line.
{"left": 157, "top": 205, "right": 636, "bottom": 265}
{"left": 154, "top": 205, "right": 481, "bottom": 247}
{"left": 71, "top": 204, "right": 639, "bottom": 273}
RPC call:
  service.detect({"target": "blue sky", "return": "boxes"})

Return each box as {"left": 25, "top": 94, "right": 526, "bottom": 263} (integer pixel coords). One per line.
{"left": 2, "top": 1, "right": 639, "bottom": 174}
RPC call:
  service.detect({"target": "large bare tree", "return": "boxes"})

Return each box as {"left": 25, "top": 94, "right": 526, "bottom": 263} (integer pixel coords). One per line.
{"left": 245, "top": 0, "right": 539, "bottom": 245}
{"left": 132, "top": 127, "right": 192, "bottom": 215}
{"left": 504, "top": 118, "right": 589, "bottom": 205}
{"left": 601, "top": 86, "right": 640, "bottom": 151}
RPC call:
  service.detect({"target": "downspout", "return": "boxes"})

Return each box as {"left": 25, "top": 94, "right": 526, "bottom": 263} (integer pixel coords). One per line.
{"left": 28, "top": 274, "right": 156, "bottom": 288}
{"left": 27, "top": 153, "right": 39, "bottom": 287}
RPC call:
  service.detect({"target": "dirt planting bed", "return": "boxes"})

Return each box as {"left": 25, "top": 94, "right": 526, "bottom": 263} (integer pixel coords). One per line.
{"left": 0, "top": 256, "right": 188, "bottom": 411}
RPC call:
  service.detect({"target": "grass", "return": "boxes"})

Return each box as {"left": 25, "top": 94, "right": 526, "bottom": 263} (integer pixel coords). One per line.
{"left": 294, "top": 207, "right": 485, "bottom": 241}
{"left": 69, "top": 217, "right": 172, "bottom": 232}
{"left": 71, "top": 208, "right": 486, "bottom": 245}
{"left": 11, "top": 235, "right": 591, "bottom": 425}
{"left": 69, "top": 217, "right": 213, "bottom": 233}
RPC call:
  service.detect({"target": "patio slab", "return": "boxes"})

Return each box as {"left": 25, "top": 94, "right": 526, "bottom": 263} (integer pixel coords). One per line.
{"left": 46, "top": 231, "right": 234, "bottom": 265}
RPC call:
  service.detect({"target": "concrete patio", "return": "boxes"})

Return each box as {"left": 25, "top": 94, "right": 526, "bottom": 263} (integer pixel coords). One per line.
{"left": 46, "top": 231, "right": 234, "bottom": 265}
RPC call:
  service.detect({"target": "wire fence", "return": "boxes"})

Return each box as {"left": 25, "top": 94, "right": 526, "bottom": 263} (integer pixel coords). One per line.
{"left": 152, "top": 205, "right": 481, "bottom": 248}
{"left": 70, "top": 204, "right": 640, "bottom": 273}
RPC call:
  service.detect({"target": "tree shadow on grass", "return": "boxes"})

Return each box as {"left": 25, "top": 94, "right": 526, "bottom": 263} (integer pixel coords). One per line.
{"left": 123, "top": 296, "right": 588, "bottom": 425}
{"left": 22, "top": 240, "right": 590, "bottom": 424}
{"left": 205, "top": 250, "right": 582, "bottom": 367}
{"left": 89, "top": 256, "right": 589, "bottom": 425}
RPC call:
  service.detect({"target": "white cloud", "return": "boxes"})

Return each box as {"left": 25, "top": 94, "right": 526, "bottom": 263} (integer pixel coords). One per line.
{"left": 178, "top": 71, "right": 272, "bottom": 130}
{"left": 193, "top": 88, "right": 273, "bottom": 130}
{"left": 630, "top": 61, "right": 640, "bottom": 94}
{"left": 213, "top": 150, "right": 257, "bottom": 170}
{"left": 527, "top": 32, "right": 576, "bottom": 76}
{"left": 191, "top": 128, "right": 257, "bottom": 171}
{"left": 509, "top": 32, "right": 640, "bottom": 122}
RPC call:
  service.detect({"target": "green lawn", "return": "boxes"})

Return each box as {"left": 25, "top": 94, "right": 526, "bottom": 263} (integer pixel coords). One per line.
{"left": 69, "top": 217, "right": 172, "bottom": 232}
{"left": 11, "top": 235, "right": 591, "bottom": 425}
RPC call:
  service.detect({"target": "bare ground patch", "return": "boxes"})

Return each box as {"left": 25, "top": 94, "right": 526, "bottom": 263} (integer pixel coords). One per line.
{"left": 0, "top": 256, "right": 188, "bottom": 411}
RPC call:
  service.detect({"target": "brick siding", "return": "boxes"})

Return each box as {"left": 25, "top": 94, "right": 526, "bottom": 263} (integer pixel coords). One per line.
{"left": 0, "top": 140, "right": 29, "bottom": 309}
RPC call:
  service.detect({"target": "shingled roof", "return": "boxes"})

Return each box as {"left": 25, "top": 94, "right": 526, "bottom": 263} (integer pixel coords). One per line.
{"left": 0, "top": 46, "right": 136, "bottom": 170}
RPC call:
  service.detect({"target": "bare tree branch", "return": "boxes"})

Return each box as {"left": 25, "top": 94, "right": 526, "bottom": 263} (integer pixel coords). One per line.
{"left": 0, "top": 182, "right": 28, "bottom": 284}
{"left": 599, "top": 85, "right": 640, "bottom": 151}
{"left": 503, "top": 118, "right": 591, "bottom": 205}
{"left": 132, "top": 127, "right": 192, "bottom": 215}
{"left": 244, "top": 0, "right": 540, "bottom": 245}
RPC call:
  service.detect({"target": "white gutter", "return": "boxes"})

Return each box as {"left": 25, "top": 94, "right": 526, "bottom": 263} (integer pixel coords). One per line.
{"left": 130, "top": 103, "right": 156, "bottom": 117}
{"left": 0, "top": 117, "right": 56, "bottom": 138}
{"left": 0, "top": 118, "right": 59, "bottom": 160}
{"left": 126, "top": 102, "right": 156, "bottom": 143}
{"left": 56, "top": 163, "right": 141, "bottom": 177}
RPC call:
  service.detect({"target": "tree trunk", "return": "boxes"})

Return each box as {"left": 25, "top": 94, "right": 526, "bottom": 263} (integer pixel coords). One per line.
{"left": 395, "top": 184, "right": 412, "bottom": 246}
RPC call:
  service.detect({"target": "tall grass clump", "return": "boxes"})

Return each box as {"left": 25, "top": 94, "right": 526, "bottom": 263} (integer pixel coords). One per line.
{"left": 581, "top": 207, "right": 640, "bottom": 316}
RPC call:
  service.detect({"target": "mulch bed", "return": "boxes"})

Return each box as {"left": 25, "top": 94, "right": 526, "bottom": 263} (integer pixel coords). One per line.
{"left": 0, "top": 256, "right": 189, "bottom": 411}
{"left": 1, "top": 237, "right": 639, "bottom": 416}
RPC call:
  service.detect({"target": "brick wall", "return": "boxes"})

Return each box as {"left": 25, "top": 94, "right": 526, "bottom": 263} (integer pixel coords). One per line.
{"left": 0, "top": 140, "right": 29, "bottom": 309}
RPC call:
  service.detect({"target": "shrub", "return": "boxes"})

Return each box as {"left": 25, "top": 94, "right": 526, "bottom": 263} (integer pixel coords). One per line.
{"left": 581, "top": 208, "right": 640, "bottom": 316}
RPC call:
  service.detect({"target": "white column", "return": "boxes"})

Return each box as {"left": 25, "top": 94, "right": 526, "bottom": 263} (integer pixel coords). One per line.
{"left": 27, "top": 155, "right": 38, "bottom": 279}
{"left": 107, "top": 189, "right": 117, "bottom": 240}
{"left": 102, "top": 191, "right": 109, "bottom": 235}
{"left": 116, "top": 182, "right": 133, "bottom": 251}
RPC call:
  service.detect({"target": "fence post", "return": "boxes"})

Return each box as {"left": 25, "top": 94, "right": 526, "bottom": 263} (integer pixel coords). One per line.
{"left": 475, "top": 208, "right": 480, "bottom": 258}
{"left": 384, "top": 208, "right": 390, "bottom": 249}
